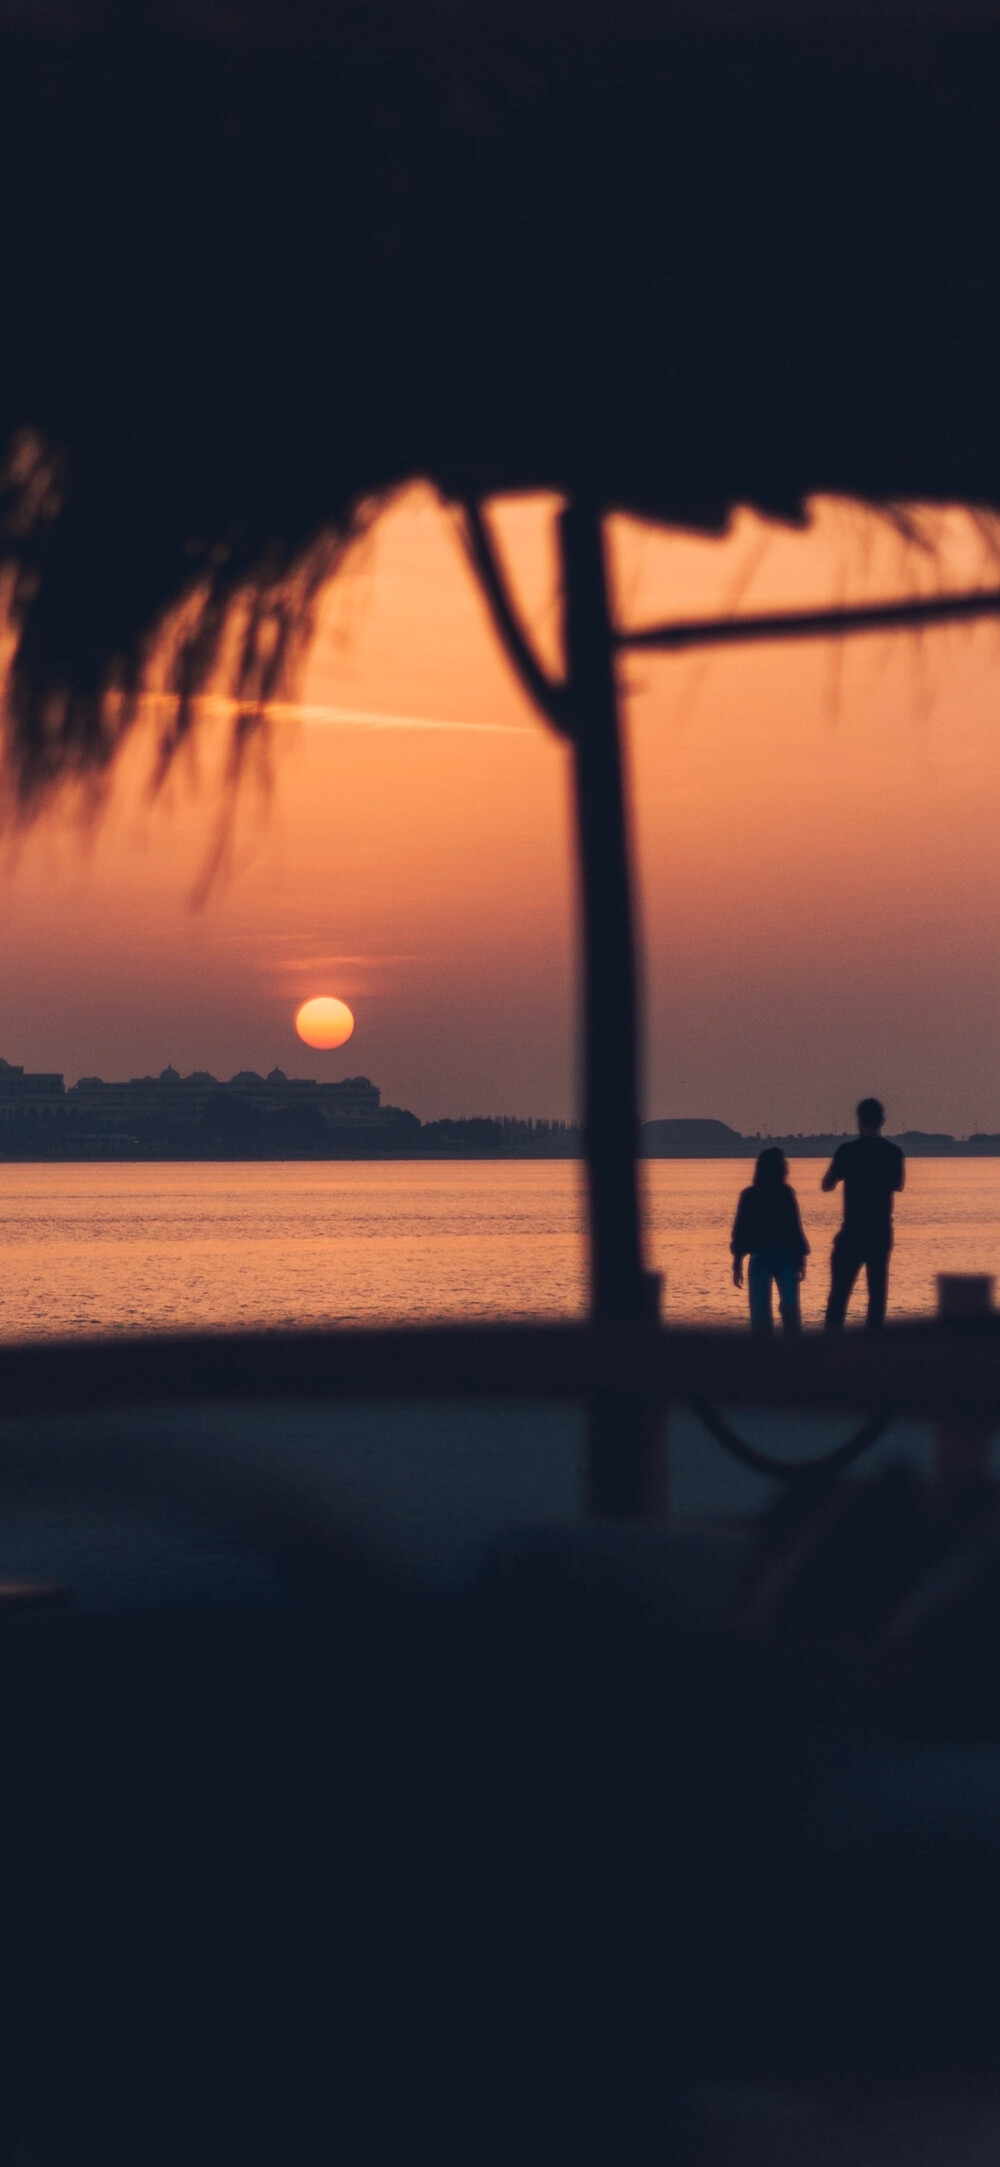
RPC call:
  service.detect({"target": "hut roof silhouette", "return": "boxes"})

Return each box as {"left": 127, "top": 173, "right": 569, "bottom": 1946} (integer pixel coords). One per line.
{"left": 3, "top": 0, "right": 1000, "bottom": 784}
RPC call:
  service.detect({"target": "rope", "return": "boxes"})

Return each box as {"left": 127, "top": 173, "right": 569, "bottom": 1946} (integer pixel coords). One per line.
{"left": 690, "top": 1400, "right": 893, "bottom": 1483}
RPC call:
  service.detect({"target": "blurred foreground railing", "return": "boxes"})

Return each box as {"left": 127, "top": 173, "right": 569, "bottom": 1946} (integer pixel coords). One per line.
{"left": 0, "top": 1318, "right": 997, "bottom": 1569}
{"left": 1, "top": 1317, "right": 1000, "bottom": 1428}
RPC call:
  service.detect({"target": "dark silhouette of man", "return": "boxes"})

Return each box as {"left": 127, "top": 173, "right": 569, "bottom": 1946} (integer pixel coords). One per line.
{"left": 822, "top": 1098, "right": 905, "bottom": 1331}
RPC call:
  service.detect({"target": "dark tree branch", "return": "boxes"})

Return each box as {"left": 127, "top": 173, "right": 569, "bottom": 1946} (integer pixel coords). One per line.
{"left": 619, "top": 585, "right": 1000, "bottom": 655}
{"left": 460, "top": 499, "right": 573, "bottom": 736}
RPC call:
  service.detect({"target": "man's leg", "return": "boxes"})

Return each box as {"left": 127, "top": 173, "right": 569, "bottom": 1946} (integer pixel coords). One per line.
{"left": 825, "top": 1234, "right": 861, "bottom": 1330}
{"left": 775, "top": 1260, "right": 801, "bottom": 1336}
{"left": 748, "top": 1254, "right": 774, "bottom": 1334}
{"left": 863, "top": 1248, "right": 890, "bottom": 1331}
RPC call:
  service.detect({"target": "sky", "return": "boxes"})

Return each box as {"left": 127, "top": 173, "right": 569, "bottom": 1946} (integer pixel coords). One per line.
{"left": 3, "top": 485, "right": 1000, "bottom": 1133}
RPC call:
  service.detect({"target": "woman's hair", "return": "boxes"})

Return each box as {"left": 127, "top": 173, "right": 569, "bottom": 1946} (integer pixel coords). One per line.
{"left": 754, "top": 1146, "right": 787, "bottom": 1188}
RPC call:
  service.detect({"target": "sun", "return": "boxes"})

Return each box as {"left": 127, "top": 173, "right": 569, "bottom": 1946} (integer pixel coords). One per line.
{"left": 295, "top": 996, "right": 356, "bottom": 1050}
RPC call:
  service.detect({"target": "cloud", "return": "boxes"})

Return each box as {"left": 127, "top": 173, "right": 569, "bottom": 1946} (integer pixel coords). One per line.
{"left": 140, "top": 690, "right": 532, "bottom": 737}
{"left": 291, "top": 703, "right": 531, "bottom": 736}
{"left": 254, "top": 952, "right": 425, "bottom": 974}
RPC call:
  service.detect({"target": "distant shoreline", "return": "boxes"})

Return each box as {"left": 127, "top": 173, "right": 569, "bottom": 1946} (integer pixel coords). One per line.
{"left": 3, "top": 1061, "right": 992, "bottom": 1160}
{"left": 2, "top": 1134, "right": 999, "bottom": 1165}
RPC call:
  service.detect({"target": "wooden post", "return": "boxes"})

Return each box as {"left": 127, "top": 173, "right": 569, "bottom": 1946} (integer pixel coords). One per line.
{"left": 459, "top": 492, "right": 662, "bottom": 1514}
{"left": 559, "top": 500, "right": 662, "bottom": 1513}
{"left": 560, "top": 499, "right": 647, "bottom": 1324}
{"left": 935, "top": 1274, "right": 995, "bottom": 1494}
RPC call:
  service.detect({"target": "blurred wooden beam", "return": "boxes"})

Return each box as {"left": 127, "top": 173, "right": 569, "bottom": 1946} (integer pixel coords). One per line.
{"left": 620, "top": 585, "right": 1000, "bottom": 655}
{"left": 2, "top": 1316, "right": 1000, "bottom": 1421}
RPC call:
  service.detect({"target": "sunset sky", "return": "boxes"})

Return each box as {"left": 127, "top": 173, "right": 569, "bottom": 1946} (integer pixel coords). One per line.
{"left": 3, "top": 486, "right": 1000, "bottom": 1134}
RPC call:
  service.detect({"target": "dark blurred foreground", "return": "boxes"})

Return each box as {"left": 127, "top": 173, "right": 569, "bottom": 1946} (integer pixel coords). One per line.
{"left": 0, "top": 1336, "right": 999, "bottom": 2161}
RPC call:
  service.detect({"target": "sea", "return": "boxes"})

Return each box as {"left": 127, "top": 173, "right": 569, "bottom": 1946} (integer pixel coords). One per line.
{"left": 0, "top": 1155, "right": 997, "bottom": 1340}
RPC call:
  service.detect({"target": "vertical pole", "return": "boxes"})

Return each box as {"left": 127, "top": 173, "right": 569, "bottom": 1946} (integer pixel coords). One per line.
{"left": 561, "top": 498, "right": 646, "bottom": 1322}
{"left": 934, "top": 1274, "right": 995, "bottom": 1497}
{"left": 560, "top": 499, "right": 662, "bottom": 1513}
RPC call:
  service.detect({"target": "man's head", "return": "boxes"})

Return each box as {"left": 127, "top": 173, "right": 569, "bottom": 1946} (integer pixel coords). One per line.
{"left": 857, "top": 1097, "right": 885, "bottom": 1135}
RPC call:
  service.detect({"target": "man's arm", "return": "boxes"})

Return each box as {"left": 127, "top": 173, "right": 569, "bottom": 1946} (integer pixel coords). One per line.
{"left": 821, "top": 1155, "right": 841, "bottom": 1193}
{"left": 896, "top": 1151, "right": 906, "bottom": 1192}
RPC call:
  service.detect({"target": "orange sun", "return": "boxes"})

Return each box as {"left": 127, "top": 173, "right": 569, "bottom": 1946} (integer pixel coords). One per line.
{"left": 295, "top": 996, "right": 356, "bottom": 1050}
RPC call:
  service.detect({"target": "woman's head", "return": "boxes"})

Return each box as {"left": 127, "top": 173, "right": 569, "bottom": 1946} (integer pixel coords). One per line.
{"left": 754, "top": 1146, "right": 787, "bottom": 1188}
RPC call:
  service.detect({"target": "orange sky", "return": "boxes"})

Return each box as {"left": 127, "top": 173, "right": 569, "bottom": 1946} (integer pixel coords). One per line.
{"left": 3, "top": 486, "right": 1000, "bottom": 1131}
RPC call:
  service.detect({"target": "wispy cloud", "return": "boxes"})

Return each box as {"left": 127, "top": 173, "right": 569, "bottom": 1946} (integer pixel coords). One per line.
{"left": 254, "top": 953, "right": 425, "bottom": 974}
{"left": 291, "top": 702, "right": 531, "bottom": 736}
{"left": 140, "top": 691, "right": 531, "bottom": 737}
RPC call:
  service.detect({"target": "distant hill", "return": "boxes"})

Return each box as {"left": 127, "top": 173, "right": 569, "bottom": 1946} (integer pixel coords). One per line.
{"left": 639, "top": 1123, "right": 1000, "bottom": 1158}
{"left": 640, "top": 1120, "right": 856, "bottom": 1158}
{"left": 641, "top": 1120, "right": 746, "bottom": 1157}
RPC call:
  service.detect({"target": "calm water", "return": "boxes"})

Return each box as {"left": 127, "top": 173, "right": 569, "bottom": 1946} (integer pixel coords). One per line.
{"left": 0, "top": 1157, "right": 998, "bottom": 1339}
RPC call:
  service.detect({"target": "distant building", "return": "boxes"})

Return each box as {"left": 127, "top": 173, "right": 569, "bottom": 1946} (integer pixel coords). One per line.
{"left": 64, "top": 1064, "right": 391, "bottom": 1132}
{"left": 317, "top": 1078, "right": 384, "bottom": 1126}
{"left": 0, "top": 1057, "right": 65, "bottom": 1123}
{"left": 70, "top": 1067, "right": 217, "bottom": 1127}
{"left": 224, "top": 1070, "right": 387, "bottom": 1127}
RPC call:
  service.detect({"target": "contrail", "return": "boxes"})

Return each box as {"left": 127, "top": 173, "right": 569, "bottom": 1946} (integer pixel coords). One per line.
{"left": 137, "top": 691, "right": 532, "bottom": 736}
{"left": 291, "top": 702, "right": 531, "bottom": 736}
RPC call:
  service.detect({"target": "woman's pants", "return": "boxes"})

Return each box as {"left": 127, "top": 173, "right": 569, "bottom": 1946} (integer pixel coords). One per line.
{"left": 748, "top": 1248, "right": 801, "bottom": 1335}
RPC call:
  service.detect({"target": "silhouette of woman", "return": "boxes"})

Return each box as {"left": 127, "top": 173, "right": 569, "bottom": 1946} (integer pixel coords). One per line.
{"left": 731, "top": 1148, "right": 809, "bottom": 1335}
